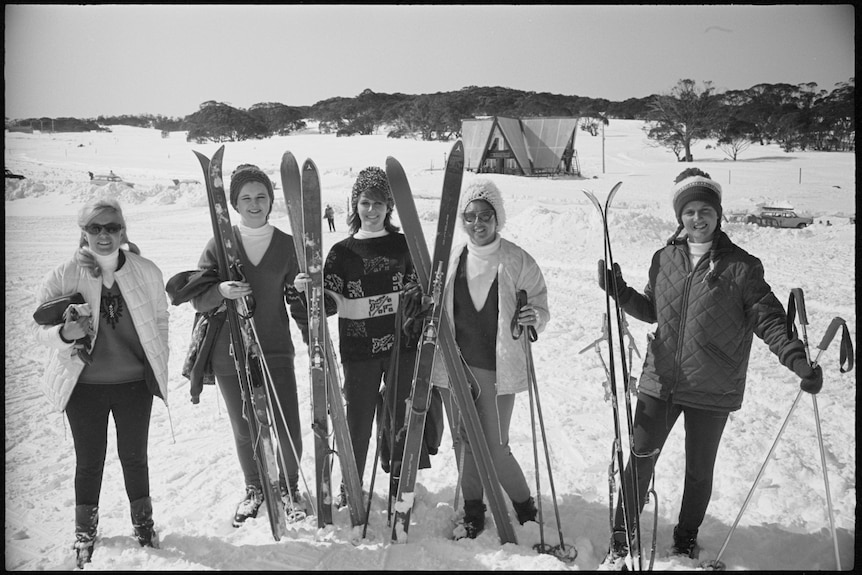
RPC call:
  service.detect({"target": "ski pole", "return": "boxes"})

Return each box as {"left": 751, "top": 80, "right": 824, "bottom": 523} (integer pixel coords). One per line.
{"left": 703, "top": 315, "right": 847, "bottom": 571}
{"left": 789, "top": 290, "right": 841, "bottom": 570}
{"left": 515, "top": 290, "right": 577, "bottom": 563}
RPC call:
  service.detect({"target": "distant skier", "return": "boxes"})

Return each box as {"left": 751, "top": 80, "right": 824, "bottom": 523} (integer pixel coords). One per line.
{"left": 324, "top": 204, "right": 336, "bottom": 232}
{"left": 324, "top": 204, "right": 336, "bottom": 231}
{"left": 597, "top": 168, "right": 822, "bottom": 566}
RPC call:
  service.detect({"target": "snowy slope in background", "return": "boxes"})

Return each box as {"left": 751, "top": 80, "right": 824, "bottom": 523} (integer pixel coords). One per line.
{"left": 5, "top": 120, "right": 855, "bottom": 570}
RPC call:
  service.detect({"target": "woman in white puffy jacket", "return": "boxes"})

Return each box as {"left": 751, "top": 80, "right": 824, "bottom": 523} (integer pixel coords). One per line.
{"left": 32, "top": 198, "right": 168, "bottom": 566}
{"left": 434, "top": 179, "right": 550, "bottom": 539}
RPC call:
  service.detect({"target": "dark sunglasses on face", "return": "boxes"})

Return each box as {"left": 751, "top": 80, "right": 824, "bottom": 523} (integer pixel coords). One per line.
{"left": 83, "top": 223, "right": 124, "bottom": 235}
{"left": 462, "top": 210, "right": 495, "bottom": 224}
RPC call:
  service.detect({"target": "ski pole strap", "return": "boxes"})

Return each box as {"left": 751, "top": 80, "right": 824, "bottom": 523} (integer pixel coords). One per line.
{"left": 816, "top": 317, "right": 854, "bottom": 373}
{"left": 512, "top": 289, "right": 538, "bottom": 341}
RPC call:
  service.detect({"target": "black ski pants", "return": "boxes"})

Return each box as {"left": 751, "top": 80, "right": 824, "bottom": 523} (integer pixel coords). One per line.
{"left": 614, "top": 392, "right": 729, "bottom": 537}
{"left": 342, "top": 349, "right": 425, "bottom": 480}
{"left": 65, "top": 380, "right": 153, "bottom": 506}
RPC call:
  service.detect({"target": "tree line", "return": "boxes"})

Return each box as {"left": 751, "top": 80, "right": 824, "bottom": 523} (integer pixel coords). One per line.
{"left": 5, "top": 79, "right": 854, "bottom": 159}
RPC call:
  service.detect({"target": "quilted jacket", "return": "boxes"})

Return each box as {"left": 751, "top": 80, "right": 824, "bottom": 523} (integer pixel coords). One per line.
{"left": 32, "top": 250, "right": 170, "bottom": 413}
{"left": 431, "top": 237, "right": 549, "bottom": 395}
{"left": 618, "top": 231, "right": 805, "bottom": 412}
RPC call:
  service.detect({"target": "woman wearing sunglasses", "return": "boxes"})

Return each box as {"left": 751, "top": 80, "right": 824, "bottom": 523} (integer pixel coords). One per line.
{"left": 433, "top": 179, "right": 550, "bottom": 539}
{"left": 32, "top": 198, "right": 169, "bottom": 566}
{"left": 189, "top": 164, "right": 309, "bottom": 528}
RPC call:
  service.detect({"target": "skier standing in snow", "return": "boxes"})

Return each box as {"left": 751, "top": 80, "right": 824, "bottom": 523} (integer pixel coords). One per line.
{"left": 189, "top": 164, "right": 309, "bottom": 527}
{"left": 324, "top": 204, "right": 336, "bottom": 232}
{"left": 432, "top": 179, "right": 548, "bottom": 539}
{"left": 32, "top": 198, "right": 169, "bottom": 566}
{"left": 597, "top": 168, "right": 823, "bottom": 564}
{"left": 295, "top": 166, "right": 442, "bottom": 507}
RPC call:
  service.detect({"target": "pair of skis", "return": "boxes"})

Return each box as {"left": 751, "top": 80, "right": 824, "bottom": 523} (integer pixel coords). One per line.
{"left": 386, "top": 142, "right": 518, "bottom": 546}
{"left": 280, "top": 152, "right": 367, "bottom": 529}
{"left": 583, "top": 183, "right": 658, "bottom": 570}
{"left": 194, "top": 146, "right": 291, "bottom": 540}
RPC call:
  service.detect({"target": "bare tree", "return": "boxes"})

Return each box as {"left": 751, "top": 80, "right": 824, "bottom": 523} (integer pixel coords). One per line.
{"left": 646, "top": 79, "right": 721, "bottom": 162}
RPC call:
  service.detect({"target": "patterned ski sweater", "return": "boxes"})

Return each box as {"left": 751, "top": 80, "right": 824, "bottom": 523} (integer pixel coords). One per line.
{"left": 323, "top": 233, "right": 418, "bottom": 362}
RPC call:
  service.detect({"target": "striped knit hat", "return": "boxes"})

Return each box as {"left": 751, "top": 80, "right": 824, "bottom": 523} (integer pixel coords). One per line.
{"left": 671, "top": 169, "right": 722, "bottom": 223}
{"left": 460, "top": 178, "right": 506, "bottom": 231}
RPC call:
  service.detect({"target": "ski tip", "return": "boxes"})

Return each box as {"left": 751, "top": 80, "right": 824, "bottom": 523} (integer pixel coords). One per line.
{"left": 281, "top": 151, "right": 298, "bottom": 166}
{"left": 451, "top": 140, "right": 464, "bottom": 154}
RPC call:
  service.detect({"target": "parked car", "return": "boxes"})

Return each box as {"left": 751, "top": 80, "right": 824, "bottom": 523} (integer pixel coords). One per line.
{"left": 749, "top": 207, "right": 813, "bottom": 229}
{"left": 5, "top": 168, "right": 25, "bottom": 179}
{"left": 88, "top": 171, "right": 134, "bottom": 188}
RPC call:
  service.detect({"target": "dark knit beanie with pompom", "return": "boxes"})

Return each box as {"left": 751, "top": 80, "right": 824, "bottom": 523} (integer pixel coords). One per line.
{"left": 229, "top": 164, "right": 274, "bottom": 212}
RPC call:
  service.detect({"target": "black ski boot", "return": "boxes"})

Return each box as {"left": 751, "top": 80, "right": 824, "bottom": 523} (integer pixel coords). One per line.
{"left": 512, "top": 495, "right": 538, "bottom": 525}
{"left": 671, "top": 525, "right": 699, "bottom": 558}
{"left": 232, "top": 484, "right": 264, "bottom": 527}
{"left": 73, "top": 504, "right": 98, "bottom": 568}
{"left": 461, "top": 499, "right": 486, "bottom": 539}
{"left": 130, "top": 496, "right": 159, "bottom": 548}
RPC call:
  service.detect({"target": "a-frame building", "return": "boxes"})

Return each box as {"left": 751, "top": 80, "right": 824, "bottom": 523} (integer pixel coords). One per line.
{"left": 461, "top": 116, "right": 580, "bottom": 176}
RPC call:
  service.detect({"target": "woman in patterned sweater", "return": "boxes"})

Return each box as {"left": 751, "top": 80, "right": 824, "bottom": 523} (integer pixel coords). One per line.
{"left": 298, "top": 166, "right": 441, "bottom": 505}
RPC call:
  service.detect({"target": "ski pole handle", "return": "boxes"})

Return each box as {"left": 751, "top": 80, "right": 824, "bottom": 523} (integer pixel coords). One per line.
{"left": 812, "top": 317, "right": 845, "bottom": 368}
{"left": 790, "top": 288, "right": 808, "bottom": 325}
{"left": 788, "top": 288, "right": 811, "bottom": 363}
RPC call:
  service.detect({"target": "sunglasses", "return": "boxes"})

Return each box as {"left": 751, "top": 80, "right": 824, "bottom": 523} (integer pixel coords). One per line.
{"left": 83, "top": 223, "right": 124, "bottom": 235}
{"left": 462, "top": 210, "right": 495, "bottom": 224}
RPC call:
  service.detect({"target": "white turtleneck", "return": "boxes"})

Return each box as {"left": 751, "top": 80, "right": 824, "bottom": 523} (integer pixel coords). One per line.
{"left": 354, "top": 229, "right": 389, "bottom": 240}
{"left": 687, "top": 239, "right": 712, "bottom": 269}
{"left": 93, "top": 250, "right": 119, "bottom": 287}
{"left": 464, "top": 235, "right": 501, "bottom": 310}
{"left": 237, "top": 223, "right": 274, "bottom": 266}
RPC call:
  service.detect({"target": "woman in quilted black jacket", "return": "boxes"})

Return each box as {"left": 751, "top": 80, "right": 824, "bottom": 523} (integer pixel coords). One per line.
{"left": 597, "top": 168, "right": 824, "bottom": 565}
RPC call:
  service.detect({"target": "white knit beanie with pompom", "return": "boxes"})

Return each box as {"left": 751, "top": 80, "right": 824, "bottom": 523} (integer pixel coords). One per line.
{"left": 459, "top": 178, "right": 506, "bottom": 231}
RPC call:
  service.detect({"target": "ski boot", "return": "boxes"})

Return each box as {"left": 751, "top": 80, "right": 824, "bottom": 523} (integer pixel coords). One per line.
{"left": 73, "top": 504, "right": 98, "bottom": 569}
{"left": 281, "top": 480, "right": 308, "bottom": 523}
{"left": 232, "top": 484, "right": 264, "bottom": 527}
{"left": 455, "top": 499, "right": 486, "bottom": 540}
{"left": 512, "top": 495, "right": 538, "bottom": 525}
{"left": 130, "top": 496, "right": 159, "bottom": 548}
{"left": 671, "top": 525, "right": 699, "bottom": 559}
{"left": 599, "top": 530, "right": 630, "bottom": 571}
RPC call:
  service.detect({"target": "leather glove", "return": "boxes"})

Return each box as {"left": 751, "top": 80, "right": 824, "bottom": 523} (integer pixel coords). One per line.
{"left": 793, "top": 358, "right": 823, "bottom": 394}
{"left": 597, "top": 259, "right": 627, "bottom": 299}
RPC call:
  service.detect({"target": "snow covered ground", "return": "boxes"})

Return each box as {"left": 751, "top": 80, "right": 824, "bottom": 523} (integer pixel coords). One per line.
{"left": 5, "top": 119, "right": 856, "bottom": 570}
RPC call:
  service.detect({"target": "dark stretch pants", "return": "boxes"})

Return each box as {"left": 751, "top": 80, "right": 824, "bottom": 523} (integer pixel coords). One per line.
{"left": 215, "top": 355, "right": 302, "bottom": 489}
{"left": 342, "top": 349, "right": 422, "bottom": 479}
{"left": 614, "top": 393, "right": 729, "bottom": 536}
{"left": 65, "top": 380, "right": 154, "bottom": 506}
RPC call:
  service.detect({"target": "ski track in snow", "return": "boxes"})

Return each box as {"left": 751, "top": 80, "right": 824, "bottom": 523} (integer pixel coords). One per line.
{"left": 4, "top": 121, "right": 856, "bottom": 571}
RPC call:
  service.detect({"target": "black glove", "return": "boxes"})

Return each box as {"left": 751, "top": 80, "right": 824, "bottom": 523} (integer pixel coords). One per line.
{"left": 402, "top": 282, "right": 431, "bottom": 322}
{"left": 793, "top": 358, "right": 823, "bottom": 394}
{"left": 597, "top": 259, "right": 627, "bottom": 299}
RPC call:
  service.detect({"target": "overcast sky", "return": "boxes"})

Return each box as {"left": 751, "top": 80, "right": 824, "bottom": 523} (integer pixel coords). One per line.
{"left": 4, "top": 4, "right": 856, "bottom": 119}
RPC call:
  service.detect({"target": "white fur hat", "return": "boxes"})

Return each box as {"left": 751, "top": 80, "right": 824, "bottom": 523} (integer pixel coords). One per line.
{"left": 459, "top": 178, "right": 506, "bottom": 231}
